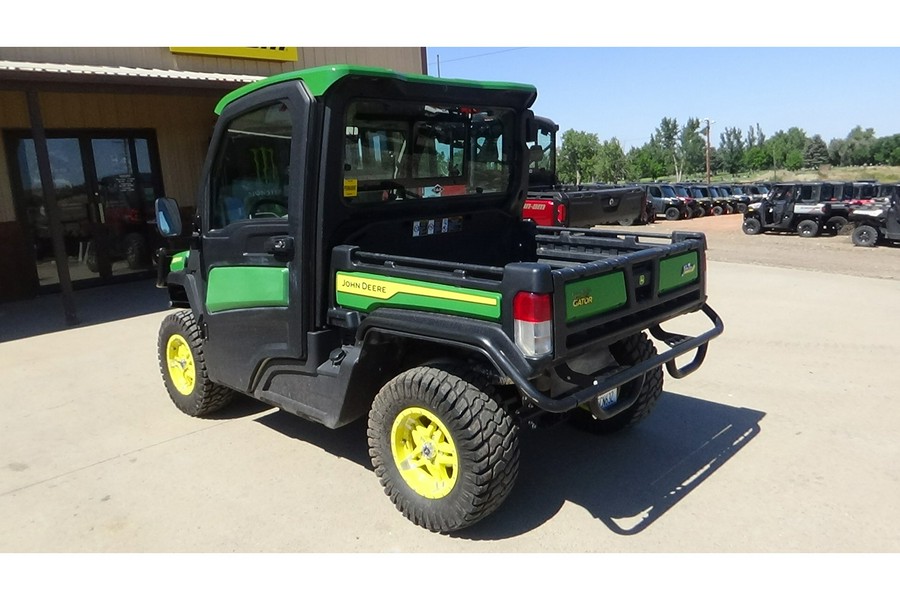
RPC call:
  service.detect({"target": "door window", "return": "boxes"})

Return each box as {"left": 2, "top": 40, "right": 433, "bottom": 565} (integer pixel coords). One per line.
{"left": 209, "top": 102, "right": 293, "bottom": 229}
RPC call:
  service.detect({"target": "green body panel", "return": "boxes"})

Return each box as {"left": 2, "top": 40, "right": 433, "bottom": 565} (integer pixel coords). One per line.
{"left": 335, "top": 271, "right": 501, "bottom": 321}
{"left": 659, "top": 251, "right": 700, "bottom": 294}
{"left": 206, "top": 266, "right": 289, "bottom": 313}
{"left": 564, "top": 272, "right": 627, "bottom": 322}
{"left": 215, "top": 64, "right": 538, "bottom": 115}
{"left": 169, "top": 251, "right": 189, "bottom": 272}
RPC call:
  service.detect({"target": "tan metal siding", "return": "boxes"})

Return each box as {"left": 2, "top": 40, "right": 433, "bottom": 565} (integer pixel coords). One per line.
{"left": 0, "top": 47, "right": 425, "bottom": 76}
{"left": 0, "top": 91, "right": 29, "bottom": 222}
{"left": 0, "top": 90, "right": 218, "bottom": 223}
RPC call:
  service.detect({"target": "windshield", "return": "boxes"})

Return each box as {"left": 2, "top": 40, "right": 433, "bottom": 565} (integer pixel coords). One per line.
{"left": 341, "top": 99, "right": 515, "bottom": 204}
{"left": 659, "top": 185, "right": 677, "bottom": 197}
{"left": 674, "top": 185, "right": 689, "bottom": 196}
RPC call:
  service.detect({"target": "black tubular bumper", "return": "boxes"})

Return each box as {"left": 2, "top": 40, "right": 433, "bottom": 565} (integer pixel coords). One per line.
{"left": 503, "top": 303, "right": 723, "bottom": 414}
{"left": 358, "top": 303, "right": 723, "bottom": 416}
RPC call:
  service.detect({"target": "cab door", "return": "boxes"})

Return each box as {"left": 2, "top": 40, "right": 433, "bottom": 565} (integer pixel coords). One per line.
{"left": 197, "top": 82, "right": 312, "bottom": 392}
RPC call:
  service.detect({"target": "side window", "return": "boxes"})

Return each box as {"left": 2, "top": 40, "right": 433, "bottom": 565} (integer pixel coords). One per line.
{"left": 209, "top": 101, "right": 292, "bottom": 229}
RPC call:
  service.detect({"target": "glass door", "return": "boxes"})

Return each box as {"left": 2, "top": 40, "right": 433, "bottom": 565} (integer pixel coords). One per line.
{"left": 7, "top": 130, "right": 164, "bottom": 289}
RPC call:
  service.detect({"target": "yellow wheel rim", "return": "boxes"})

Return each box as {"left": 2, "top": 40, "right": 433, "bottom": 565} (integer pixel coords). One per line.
{"left": 391, "top": 407, "right": 459, "bottom": 499}
{"left": 166, "top": 334, "right": 196, "bottom": 396}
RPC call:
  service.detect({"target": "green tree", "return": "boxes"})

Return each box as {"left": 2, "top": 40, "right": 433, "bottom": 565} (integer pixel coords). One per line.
{"left": 784, "top": 149, "right": 804, "bottom": 171}
{"left": 627, "top": 142, "right": 668, "bottom": 179}
{"left": 682, "top": 118, "right": 707, "bottom": 178}
{"left": 803, "top": 135, "right": 829, "bottom": 169}
{"left": 873, "top": 134, "right": 900, "bottom": 165}
{"left": 557, "top": 129, "right": 600, "bottom": 185}
{"left": 744, "top": 145, "right": 770, "bottom": 172}
{"left": 595, "top": 138, "right": 629, "bottom": 183}
{"left": 767, "top": 128, "right": 807, "bottom": 171}
{"left": 718, "top": 127, "right": 745, "bottom": 175}
{"left": 845, "top": 126, "right": 876, "bottom": 165}
{"left": 654, "top": 117, "right": 683, "bottom": 180}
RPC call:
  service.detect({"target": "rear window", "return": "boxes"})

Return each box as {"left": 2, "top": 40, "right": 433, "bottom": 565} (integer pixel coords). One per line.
{"left": 341, "top": 99, "right": 515, "bottom": 205}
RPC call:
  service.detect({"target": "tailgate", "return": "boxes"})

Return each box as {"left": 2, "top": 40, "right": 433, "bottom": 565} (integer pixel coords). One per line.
{"left": 536, "top": 227, "right": 708, "bottom": 357}
{"left": 564, "top": 186, "right": 644, "bottom": 227}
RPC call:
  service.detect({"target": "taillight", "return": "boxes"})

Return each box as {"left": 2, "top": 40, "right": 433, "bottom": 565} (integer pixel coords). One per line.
{"left": 556, "top": 204, "right": 567, "bottom": 226}
{"left": 513, "top": 292, "right": 553, "bottom": 358}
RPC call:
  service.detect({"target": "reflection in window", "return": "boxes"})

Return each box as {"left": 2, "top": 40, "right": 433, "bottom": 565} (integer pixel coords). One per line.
{"left": 210, "top": 102, "right": 292, "bottom": 228}
{"left": 342, "top": 100, "right": 514, "bottom": 204}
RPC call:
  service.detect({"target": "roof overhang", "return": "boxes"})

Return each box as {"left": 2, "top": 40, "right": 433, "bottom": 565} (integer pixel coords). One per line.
{"left": 0, "top": 60, "right": 265, "bottom": 93}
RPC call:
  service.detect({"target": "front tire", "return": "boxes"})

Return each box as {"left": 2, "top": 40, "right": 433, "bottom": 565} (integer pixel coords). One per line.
{"left": 157, "top": 310, "right": 236, "bottom": 417}
{"left": 367, "top": 365, "right": 519, "bottom": 532}
{"left": 851, "top": 224, "right": 879, "bottom": 247}
{"left": 665, "top": 206, "right": 682, "bottom": 221}
{"left": 742, "top": 217, "right": 762, "bottom": 235}
{"left": 568, "top": 332, "right": 664, "bottom": 435}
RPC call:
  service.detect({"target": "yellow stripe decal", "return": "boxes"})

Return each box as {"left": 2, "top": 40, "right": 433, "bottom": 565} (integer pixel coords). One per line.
{"left": 336, "top": 273, "right": 498, "bottom": 307}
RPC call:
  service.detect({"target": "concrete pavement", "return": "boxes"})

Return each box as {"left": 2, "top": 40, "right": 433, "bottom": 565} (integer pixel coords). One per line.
{"left": 1, "top": 262, "right": 898, "bottom": 553}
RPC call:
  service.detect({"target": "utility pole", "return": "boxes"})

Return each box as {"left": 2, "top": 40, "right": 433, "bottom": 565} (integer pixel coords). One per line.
{"left": 436, "top": 54, "right": 441, "bottom": 77}
{"left": 701, "top": 117, "right": 714, "bottom": 184}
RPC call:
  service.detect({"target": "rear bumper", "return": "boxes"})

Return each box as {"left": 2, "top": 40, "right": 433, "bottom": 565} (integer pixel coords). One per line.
{"left": 508, "top": 303, "right": 723, "bottom": 415}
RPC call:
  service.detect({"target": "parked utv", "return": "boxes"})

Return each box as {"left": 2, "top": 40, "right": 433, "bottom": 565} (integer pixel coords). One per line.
{"left": 742, "top": 184, "right": 832, "bottom": 237}
{"left": 523, "top": 117, "right": 647, "bottom": 227}
{"left": 642, "top": 183, "right": 692, "bottom": 220}
{"left": 848, "top": 188, "right": 900, "bottom": 247}
{"left": 673, "top": 183, "right": 705, "bottom": 218}
{"left": 153, "top": 65, "right": 722, "bottom": 533}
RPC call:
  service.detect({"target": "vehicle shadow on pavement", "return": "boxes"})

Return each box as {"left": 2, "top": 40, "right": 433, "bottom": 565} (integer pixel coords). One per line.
{"left": 454, "top": 392, "right": 765, "bottom": 540}
{"left": 0, "top": 278, "right": 170, "bottom": 343}
{"left": 254, "top": 409, "right": 373, "bottom": 468}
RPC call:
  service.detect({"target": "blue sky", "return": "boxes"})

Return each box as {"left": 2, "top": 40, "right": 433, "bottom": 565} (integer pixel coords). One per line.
{"left": 425, "top": 47, "right": 900, "bottom": 150}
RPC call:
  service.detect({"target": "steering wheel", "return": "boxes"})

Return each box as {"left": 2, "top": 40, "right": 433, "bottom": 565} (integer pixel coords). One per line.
{"left": 247, "top": 197, "right": 288, "bottom": 219}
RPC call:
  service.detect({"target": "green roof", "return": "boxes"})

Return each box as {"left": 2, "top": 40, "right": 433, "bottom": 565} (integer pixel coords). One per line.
{"left": 214, "top": 64, "right": 537, "bottom": 115}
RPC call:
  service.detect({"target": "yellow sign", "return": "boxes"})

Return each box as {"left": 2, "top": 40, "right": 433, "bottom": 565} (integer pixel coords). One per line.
{"left": 170, "top": 47, "right": 298, "bottom": 62}
{"left": 343, "top": 178, "right": 358, "bottom": 197}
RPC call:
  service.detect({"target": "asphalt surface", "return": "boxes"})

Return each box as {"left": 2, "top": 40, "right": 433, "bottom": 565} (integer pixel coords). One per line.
{"left": 1, "top": 215, "right": 898, "bottom": 587}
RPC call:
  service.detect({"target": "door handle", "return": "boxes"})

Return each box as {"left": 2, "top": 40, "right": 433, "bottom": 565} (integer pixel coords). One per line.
{"left": 264, "top": 235, "right": 294, "bottom": 256}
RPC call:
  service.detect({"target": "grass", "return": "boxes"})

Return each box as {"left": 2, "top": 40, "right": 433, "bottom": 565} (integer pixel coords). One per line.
{"left": 691, "top": 165, "right": 900, "bottom": 183}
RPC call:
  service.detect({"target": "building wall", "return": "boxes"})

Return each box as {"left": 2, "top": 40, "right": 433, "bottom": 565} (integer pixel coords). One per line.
{"left": 0, "top": 46, "right": 425, "bottom": 301}
{"left": 0, "top": 47, "right": 425, "bottom": 78}
{"left": 0, "top": 90, "right": 221, "bottom": 224}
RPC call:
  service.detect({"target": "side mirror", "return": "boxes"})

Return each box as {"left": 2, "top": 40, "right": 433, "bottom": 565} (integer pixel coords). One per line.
{"left": 524, "top": 111, "right": 538, "bottom": 143}
{"left": 155, "top": 197, "right": 182, "bottom": 237}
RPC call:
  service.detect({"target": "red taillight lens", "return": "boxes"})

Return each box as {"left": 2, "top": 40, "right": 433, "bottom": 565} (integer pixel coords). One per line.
{"left": 513, "top": 292, "right": 552, "bottom": 322}
{"left": 556, "top": 204, "right": 567, "bottom": 226}
{"left": 513, "top": 292, "right": 553, "bottom": 358}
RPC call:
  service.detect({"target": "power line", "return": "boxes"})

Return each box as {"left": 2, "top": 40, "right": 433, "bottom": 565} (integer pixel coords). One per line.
{"left": 427, "top": 47, "right": 525, "bottom": 66}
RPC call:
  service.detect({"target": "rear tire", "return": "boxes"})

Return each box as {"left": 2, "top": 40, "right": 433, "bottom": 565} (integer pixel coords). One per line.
{"left": 618, "top": 217, "right": 634, "bottom": 227}
{"left": 825, "top": 216, "right": 848, "bottom": 236}
{"left": 797, "top": 220, "right": 819, "bottom": 238}
{"left": 158, "top": 310, "right": 236, "bottom": 417}
{"left": 851, "top": 224, "right": 879, "bottom": 247}
{"left": 736, "top": 202, "right": 748, "bottom": 214}
{"left": 368, "top": 364, "right": 519, "bottom": 532}
{"left": 568, "top": 332, "right": 664, "bottom": 435}
{"left": 742, "top": 217, "right": 762, "bottom": 235}
{"left": 711, "top": 205, "right": 724, "bottom": 216}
